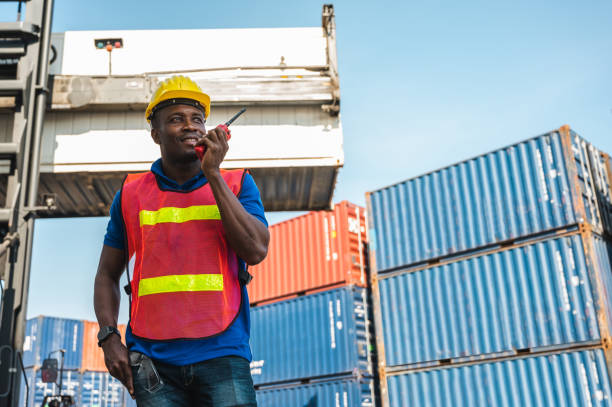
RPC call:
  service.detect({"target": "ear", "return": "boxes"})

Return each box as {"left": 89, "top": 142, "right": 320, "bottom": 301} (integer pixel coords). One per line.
{"left": 151, "top": 127, "right": 161, "bottom": 145}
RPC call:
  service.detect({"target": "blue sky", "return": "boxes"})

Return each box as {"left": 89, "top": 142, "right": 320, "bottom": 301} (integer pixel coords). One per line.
{"left": 2, "top": 1, "right": 611, "bottom": 322}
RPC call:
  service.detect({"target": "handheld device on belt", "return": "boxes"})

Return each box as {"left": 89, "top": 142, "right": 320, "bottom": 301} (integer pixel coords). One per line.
{"left": 130, "top": 351, "right": 164, "bottom": 394}
{"left": 195, "top": 107, "right": 247, "bottom": 161}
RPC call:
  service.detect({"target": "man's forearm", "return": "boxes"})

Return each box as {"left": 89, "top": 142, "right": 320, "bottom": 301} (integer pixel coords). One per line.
{"left": 207, "top": 170, "right": 269, "bottom": 265}
{"left": 94, "top": 245, "right": 126, "bottom": 328}
{"left": 94, "top": 272, "right": 121, "bottom": 328}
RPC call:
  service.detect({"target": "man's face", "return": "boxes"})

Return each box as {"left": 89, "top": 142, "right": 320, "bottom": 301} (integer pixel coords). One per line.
{"left": 151, "top": 104, "right": 206, "bottom": 163}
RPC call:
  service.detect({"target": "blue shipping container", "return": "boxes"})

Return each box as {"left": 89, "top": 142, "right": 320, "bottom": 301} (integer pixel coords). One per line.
{"left": 125, "top": 395, "right": 137, "bottom": 407}
{"left": 81, "top": 371, "right": 125, "bottom": 407}
{"left": 376, "top": 231, "right": 612, "bottom": 367}
{"left": 19, "top": 368, "right": 81, "bottom": 407}
{"left": 256, "top": 377, "right": 374, "bottom": 407}
{"left": 23, "top": 316, "right": 84, "bottom": 370}
{"left": 386, "top": 348, "right": 612, "bottom": 407}
{"left": 367, "top": 128, "right": 608, "bottom": 272}
{"left": 250, "top": 286, "right": 371, "bottom": 385}
{"left": 588, "top": 145, "right": 612, "bottom": 235}
{"left": 19, "top": 369, "right": 129, "bottom": 407}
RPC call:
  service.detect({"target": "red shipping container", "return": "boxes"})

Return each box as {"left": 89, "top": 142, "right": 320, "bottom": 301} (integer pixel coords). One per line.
{"left": 248, "top": 201, "right": 368, "bottom": 305}
{"left": 81, "top": 320, "right": 127, "bottom": 372}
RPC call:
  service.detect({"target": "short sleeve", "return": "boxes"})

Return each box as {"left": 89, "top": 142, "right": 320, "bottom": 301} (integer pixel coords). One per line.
{"left": 238, "top": 172, "right": 268, "bottom": 227}
{"left": 104, "top": 190, "right": 126, "bottom": 250}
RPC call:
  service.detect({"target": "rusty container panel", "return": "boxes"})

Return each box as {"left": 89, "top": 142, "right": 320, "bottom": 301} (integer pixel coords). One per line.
{"left": 588, "top": 146, "right": 612, "bottom": 236}
{"left": 248, "top": 201, "right": 368, "bottom": 305}
{"left": 81, "top": 321, "right": 127, "bottom": 372}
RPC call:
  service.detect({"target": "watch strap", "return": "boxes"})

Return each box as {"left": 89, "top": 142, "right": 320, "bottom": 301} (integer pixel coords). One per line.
{"left": 97, "top": 326, "right": 120, "bottom": 347}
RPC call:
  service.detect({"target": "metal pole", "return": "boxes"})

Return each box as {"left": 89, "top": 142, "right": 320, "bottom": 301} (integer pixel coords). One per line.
{"left": 58, "top": 350, "right": 65, "bottom": 397}
{"left": 26, "top": 0, "right": 55, "bottom": 208}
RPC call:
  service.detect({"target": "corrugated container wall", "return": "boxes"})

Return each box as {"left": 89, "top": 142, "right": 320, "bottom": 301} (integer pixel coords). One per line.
{"left": 588, "top": 145, "right": 612, "bottom": 234}
{"left": 368, "top": 128, "right": 608, "bottom": 273}
{"left": 81, "top": 321, "right": 128, "bottom": 372}
{"left": 125, "top": 395, "right": 137, "bottom": 407}
{"left": 19, "top": 369, "right": 129, "bottom": 407}
{"left": 377, "top": 231, "right": 612, "bottom": 368}
{"left": 386, "top": 349, "right": 612, "bottom": 407}
{"left": 248, "top": 201, "right": 368, "bottom": 305}
{"left": 19, "top": 368, "right": 81, "bottom": 407}
{"left": 80, "top": 371, "right": 126, "bottom": 407}
{"left": 250, "top": 286, "right": 371, "bottom": 385}
{"left": 256, "top": 377, "right": 374, "bottom": 407}
{"left": 23, "top": 316, "right": 84, "bottom": 370}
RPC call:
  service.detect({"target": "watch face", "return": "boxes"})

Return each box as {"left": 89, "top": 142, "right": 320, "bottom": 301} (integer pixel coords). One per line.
{"left": 98, "top": 326, "right": 111, "bottom": 341}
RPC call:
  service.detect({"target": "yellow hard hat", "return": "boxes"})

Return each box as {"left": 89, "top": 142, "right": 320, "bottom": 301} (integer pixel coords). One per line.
{"left": 145, "top": 75, "right": 211, "bottom": 122}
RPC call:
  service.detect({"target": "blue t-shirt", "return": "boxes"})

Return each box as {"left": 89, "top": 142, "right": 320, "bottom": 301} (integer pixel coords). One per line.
{"left": 104, "top": 159, "right": 267, "bottom": 365}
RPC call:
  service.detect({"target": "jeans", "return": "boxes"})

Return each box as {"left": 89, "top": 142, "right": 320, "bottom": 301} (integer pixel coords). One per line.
{"left": 131, "top": 354, "right": 257, "bottom": 407}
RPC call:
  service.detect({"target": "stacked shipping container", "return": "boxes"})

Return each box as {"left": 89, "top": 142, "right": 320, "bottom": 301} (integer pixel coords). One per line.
{"left": 248, "top": 201, "right": 368, "bottom": 304}
{"left": 367, "top": 126, "right": 612, "bottom": 407}
{"left": 256, "top": 377, "right": 375, "bottom": 407}
{"left": 248, "top": 201, "right": 377, "bottom": 402}
{"left": 19, "top": 317, "right": 130, "bottom": 407}
{"left": 250, "top": 286, "right": 371, "bottom": 385}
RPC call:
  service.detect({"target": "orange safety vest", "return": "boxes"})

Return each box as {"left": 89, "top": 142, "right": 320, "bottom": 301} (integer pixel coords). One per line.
{"left": 121, "top": 169, "right": 246, "bottom": 341}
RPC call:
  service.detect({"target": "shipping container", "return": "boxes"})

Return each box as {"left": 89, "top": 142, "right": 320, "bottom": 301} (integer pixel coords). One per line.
{"left": 125, "top": 396, "right": 137, "bottom": 407}
{"left": 81, "top": 321, "right": 127, "bottom": 372}
{"left": 18, "top": 368, "right": 129, "bottom": 407}
{"left": 248, "top": 201, "right": 368, "bottom": 305}
{"left": 80, "top": 371, "right": 125, "bottom": 407}
{"left": 0, "top": 6, "right": 344, "bottom": 214}
{"left": 256, "top": 376, "right": 374, "bottom": 407}
{"left": 23, "top": 316, "right": 84, "bottom": 370}
{"left": 588, "top": 145, "right": 612, "bottom": 235}
{"left": 367, "top": 127, "right": 609, "bottom": 273}
{"left": 19, "top": 368, "right": 81, "bottom": 407}
{"left": 375, "top": 230, "right": 612, "bottom": 368}
{"left": 385, "top": 348, "right": 612, "bottom": 407}
{"left": 250, "top": 286, "right": 371, "bottom": 385}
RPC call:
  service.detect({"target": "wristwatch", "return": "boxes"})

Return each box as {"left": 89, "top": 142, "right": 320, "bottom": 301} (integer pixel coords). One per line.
{"left": 97, "top": 326, "right": 121, "bottom": 347}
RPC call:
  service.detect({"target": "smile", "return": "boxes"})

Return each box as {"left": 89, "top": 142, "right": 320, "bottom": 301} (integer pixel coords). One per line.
{"left": 181, "top": 136, "right": 200, "bottom": 146}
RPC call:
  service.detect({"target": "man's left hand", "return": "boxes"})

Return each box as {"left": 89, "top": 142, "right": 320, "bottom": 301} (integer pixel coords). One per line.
{"left": 197, "top": 125, "right": 229, "bottom": 176}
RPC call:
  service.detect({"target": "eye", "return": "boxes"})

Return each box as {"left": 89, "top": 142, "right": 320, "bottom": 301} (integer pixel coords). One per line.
{"left": 193, "top": 117, "right": 204, "bottom": 124}
{"left": 170, "top": 116, "right": 182, "bottom": 123}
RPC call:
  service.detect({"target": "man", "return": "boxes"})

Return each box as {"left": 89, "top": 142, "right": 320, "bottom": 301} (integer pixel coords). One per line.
{"left": 94, "top": 75, "right": 269, "bottom": 407}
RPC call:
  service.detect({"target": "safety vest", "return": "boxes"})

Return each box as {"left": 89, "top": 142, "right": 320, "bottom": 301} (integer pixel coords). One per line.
{"left": 121, "top": 169, "right": 246, "bottom": 341}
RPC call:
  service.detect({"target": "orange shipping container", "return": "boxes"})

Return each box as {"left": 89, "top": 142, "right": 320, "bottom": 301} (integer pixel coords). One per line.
{"left": 81, "top": 320, "right": 127, "bottom": 372}
{"left": 248, "top": 201, "right": 368, "bottom": 305}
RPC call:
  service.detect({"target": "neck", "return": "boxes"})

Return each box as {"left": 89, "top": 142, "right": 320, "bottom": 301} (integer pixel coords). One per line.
{"left": 161, "top": 158, "right": 201, "bottom": 185}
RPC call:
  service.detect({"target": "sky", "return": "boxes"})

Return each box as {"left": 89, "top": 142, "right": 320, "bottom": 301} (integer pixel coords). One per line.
{"left": 1, "top": 0, "right": 611, "bottom": 323}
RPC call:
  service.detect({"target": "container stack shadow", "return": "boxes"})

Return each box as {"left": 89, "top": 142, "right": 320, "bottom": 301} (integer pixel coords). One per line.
{"left": 366, "top": 125, "right": 612, "bottom": 407}
{"left": 248, "top": 201, "right": 377, "bottom": 406}
{"left": 19, "top": 317, "right": 130, "bottom": 407}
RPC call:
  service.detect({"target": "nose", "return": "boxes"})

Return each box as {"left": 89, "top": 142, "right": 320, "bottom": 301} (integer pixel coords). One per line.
{"left": 183, "top": 118, "right": 199, "bottom": 131}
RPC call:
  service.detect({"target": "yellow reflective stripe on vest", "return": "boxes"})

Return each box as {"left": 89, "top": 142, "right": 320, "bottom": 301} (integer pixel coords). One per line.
{"left": 138, "top": 274, "right": 224, "bottom": 296}
{"left": 139, "top": 205, "right": 221, "bottom": 226}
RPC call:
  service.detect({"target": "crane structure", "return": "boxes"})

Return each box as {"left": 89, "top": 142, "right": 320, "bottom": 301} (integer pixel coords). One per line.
{"left": 0, "top": 1, "right": 55, "bottom": 407}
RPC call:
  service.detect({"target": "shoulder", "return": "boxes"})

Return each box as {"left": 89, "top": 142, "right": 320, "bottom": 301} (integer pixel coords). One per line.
{"left": 237, "top": 172, "right": 267, "bottom": 227}
{"left": 124, "top": 171, "right": 153, "bottom": 188}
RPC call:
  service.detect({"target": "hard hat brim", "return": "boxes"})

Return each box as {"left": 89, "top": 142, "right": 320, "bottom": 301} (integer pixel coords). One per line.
{"left": 146, "top": 89, "right": 211, "bottom": 122}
